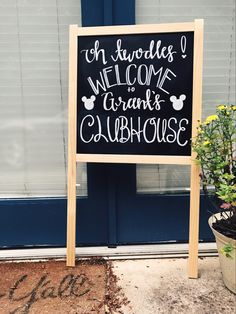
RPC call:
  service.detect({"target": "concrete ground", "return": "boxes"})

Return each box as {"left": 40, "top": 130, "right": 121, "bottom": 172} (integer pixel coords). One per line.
{"left": 112, "top": 257, "right": 236, "bottom": 314}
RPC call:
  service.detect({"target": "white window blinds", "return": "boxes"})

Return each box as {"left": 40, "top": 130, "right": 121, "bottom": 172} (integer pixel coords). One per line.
{"left": 136, "top": 0, "right": 235, "bottom": 194}
{"left": 0, "top": 0, "right": 87, "bottom": 197}
{"left": 0, "top": 1, "right": 235, "bottom": 197}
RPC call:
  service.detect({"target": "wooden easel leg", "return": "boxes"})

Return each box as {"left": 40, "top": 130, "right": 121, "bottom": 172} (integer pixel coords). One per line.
{"left": 66, "top": 25, "right": 78, "bottom": 267}
{"left": 66, "top": 160, "right": 76, "bottom": 267}
{"left": 188, "top": 162, "right": 201, "bottom": 278}
{"left": 188, "top": 19, "right": 203, "bottom": 278}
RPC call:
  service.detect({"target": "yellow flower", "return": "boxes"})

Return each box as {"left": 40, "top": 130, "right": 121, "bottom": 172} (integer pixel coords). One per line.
{"left": 203, "top": 140, "right": 210, "bottom": 146}
{"left": 231, "top": 106, "right": 236, "bottom": 111}
{"left": 204, "top": 115, "right": 218, "bottom": 124}
{"left": 217, "top": 105, "right": 226, "bottom": 110}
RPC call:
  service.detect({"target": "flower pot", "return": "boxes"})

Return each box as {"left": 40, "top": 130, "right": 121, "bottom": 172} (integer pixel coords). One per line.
{"left": 209, "top": 212, "right": 236, "bottom": 294}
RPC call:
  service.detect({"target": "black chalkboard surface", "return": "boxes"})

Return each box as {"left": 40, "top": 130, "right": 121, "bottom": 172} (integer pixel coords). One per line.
{"left": 77, "top": 32, "right": 194, "bottom": 156}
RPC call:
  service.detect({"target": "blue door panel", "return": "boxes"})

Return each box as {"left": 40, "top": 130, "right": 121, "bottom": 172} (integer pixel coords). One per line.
{"left": 117, "top": 195, "right": 213, "bottom": 244}
{"left": 0, "top": 199, "right": 67, "bottom": 247}
{"left": 0, "top": 163, "right": 214, "bottom": 248}
{"left": 81, "top": 0, "right": 135, "bottom": 26}
{"left": 0, "top": 197, "right": 108, "bottom": 248}
{"left": 0, "top": 194, "right": 213, "bottom": 249}
{"left": 108, "top": 164, "right": 213, "bottom": 245}
{"left": 117, "top": 195, "right": 190, "bottom": 244}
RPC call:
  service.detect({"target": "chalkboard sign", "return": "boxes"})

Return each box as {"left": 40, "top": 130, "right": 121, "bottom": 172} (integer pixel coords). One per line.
{"left": 77, "top": 30, "right": 194, "bottom": 158}
{"left": 67, "top": 22, "right": 204, "bottom": 276}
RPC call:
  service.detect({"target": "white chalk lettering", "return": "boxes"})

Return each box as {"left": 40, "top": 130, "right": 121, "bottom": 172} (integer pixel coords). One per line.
{"left": 111, "top": 39, "right": 176, "bottom": 63}
{"left": 177, "top": 118, "right": 189, "bottom": 146}
{"left": 79, "top": 115, "right": 189, "bottom": 146}
{"left": 87, "top": 64, "right": 176, "bottom": 95}
{"left": 102, "top": 90, "right": 165, "bottom": 112}
{"left": 158, "top": 69, "right": 177, "bottom": 95}
{"left": 81, "top": 40, "right": 107, "bottom": 65}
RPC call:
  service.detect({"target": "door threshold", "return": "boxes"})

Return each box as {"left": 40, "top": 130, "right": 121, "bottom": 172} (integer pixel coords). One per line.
{"left": 0, "top": 243, "right": 217, "bottom": 262}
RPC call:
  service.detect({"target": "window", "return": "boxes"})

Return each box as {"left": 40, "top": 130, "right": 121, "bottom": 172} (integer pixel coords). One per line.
{"left": 0, "top": 0, "right": 87, "bottom": 197}
{"left": 136, "top": 0, "right": 235, "bottom": 194}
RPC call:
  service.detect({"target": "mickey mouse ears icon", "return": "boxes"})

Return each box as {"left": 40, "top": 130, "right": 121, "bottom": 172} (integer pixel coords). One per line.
{"left": 81, "top": 95, "right": 96, "bottom": 110}
{"left": 170, "top": 94, "right": 186, "bottom": 111}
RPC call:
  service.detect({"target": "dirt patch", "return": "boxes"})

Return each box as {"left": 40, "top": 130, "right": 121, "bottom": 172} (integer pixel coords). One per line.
{"left": 105, "top": 261, "right": 130, "bottom": 314}
{"left": 0, "top": 258, "right": 128, "bottom": 314}
{"left": 148, "top": 265, "right": 236, "bottom": 314}
{"left": 112, "top": 258, "right": 235, "bottom": 314}
{"left": 149, "top": 279, "right": 236, "bottom": 314}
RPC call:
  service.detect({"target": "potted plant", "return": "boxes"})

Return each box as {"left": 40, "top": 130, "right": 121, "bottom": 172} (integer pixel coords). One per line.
{"left": 193, "top": 104, "right": 236, "bottom": 294}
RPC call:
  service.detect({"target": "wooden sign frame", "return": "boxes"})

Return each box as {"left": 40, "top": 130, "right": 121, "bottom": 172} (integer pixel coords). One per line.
{"left": 67, "top": 20, "right": 204, "bottom": 278}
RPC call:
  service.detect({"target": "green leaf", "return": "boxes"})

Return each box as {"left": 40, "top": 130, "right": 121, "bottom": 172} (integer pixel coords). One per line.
{"left": 220, "top": 244, "right": 234, "bottom": 259}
